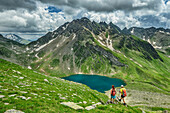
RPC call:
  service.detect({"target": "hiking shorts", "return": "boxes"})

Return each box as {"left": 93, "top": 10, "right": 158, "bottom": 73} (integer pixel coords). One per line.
{"left": 121, "top": 95, "right": 125, "bottom": 98}
{"left": 111, "top": 95, "right": 116, "bottom": 99}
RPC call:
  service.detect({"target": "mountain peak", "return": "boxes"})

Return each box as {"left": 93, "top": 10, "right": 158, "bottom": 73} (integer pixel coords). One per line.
{"left": 80, "top": 17, "right": 90, "bottom": 21}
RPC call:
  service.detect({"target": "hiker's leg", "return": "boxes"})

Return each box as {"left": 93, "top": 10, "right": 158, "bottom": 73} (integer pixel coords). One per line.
{"left": 119, "top": 96, "right": 122, "bottom": 102}
{"left": 113, "top": 99, "right": 115, "bottom": 102}
{"left": 123, "top": 98, "right": 125, "bottom": 104}
{"left": 121, "top": 96, "right": 123, "bottom": 101}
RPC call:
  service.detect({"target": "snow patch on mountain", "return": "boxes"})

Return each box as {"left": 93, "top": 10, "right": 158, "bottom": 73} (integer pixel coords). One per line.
{"left": 159, "top": 30, "right": 165, "bottom": 33}
{"left": 72, "top": 34, "right": 76, "bottom": 40}
{"left": 97, "top": 39, "right": 105, "bottom": 46}
{"left": 153, "top": 41, "right": 156, "bottom": 45}
{"left": 153, "top": 46, "right": 162, "bottom": 49}
{"left": 131, "top": 28, "right": 134, "bottom": 34}
{"left": 147, "top": 39, "right": 151, "bottom": 44}
{"left": 35, "top": 38, "right": 56, "bottom": 51}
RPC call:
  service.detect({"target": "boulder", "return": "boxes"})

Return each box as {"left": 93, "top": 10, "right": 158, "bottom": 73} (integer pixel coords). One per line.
{"left": 60, "top": 102, "right": 84, "bottom": 110}
{"left": 85, "top": 106, "right": 95, "bottom": 110}
{"left": 19, "top": 77, "right": 24, "bottom": 79}
{"left": 17, "top": 96, "right": 26, "bottom": 100}
{"left": 44, "top": 79, "right": 49, "bottom": 83}
{"left": 59, "top": 97, "right": 66, "bottom": 100}
{"left": 9, "top": 94, "right": 17, "bottom": 97}
{"left": 4, "top": 103, "right": 9, "bottom": 105}
{"left": 5, "top": 109, "right": 24, "bottom": 113}
{"left": 0, "top": 95, "right": 5, "bottom": 98}
{"left": 20, "top": 91, "right": 27, "bottom": 94}
{"left": 83, "top": 101, "right": 87, "bottom": 104}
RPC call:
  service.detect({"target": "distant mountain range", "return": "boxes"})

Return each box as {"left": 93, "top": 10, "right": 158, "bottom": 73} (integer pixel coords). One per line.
{"left": 4, "top": 33, "right": 31, "bottom": 45}
{"left": 0, "top": 17, "right": 169, "bottom": 67}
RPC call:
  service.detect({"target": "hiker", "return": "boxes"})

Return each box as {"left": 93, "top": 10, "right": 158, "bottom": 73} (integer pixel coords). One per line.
{"left": 119, "top": 85, "right": 127, "bottom": 105}
{"left": 110, "top": 85, "right": 116, "bottom": 103}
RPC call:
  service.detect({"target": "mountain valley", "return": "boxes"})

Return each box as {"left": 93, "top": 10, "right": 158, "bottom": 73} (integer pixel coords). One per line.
{"left": 0, "top": 17, "right": 170, "bottom": 112}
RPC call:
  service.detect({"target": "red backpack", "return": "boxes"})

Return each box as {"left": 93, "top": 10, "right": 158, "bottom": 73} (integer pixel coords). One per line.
{"left": 123, "top": 89, "right": 127, "bottom": 97}
{"left": 111, "top": 89, "right": 116, "bottom": 96}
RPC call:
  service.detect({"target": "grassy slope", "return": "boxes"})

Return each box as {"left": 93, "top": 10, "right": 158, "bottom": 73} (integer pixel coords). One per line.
{"left": 93, "top": 34, "right": 170, "bottom": 93}
{"left": 0, "top": 59, "right": 142, "bottom": 113}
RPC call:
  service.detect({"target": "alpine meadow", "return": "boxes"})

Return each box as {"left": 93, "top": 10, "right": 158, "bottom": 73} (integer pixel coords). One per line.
{"left": 0, "top": 0, "right": 170, "bottom": 113}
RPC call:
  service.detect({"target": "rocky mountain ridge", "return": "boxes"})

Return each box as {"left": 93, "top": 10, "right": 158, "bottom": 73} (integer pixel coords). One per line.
{"left": 122, "top": 27, "right": 170, "bottom": 56}
{"left": 24, "top": 17, "right": 164, "bottom": 76}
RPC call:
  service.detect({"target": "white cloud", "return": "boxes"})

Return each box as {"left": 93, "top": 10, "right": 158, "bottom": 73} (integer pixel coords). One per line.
{"left": 0, "top": 0, "right": 169, "bottom": 40}
{"left": 81, "top": 11, "right": 141, "bottom": 29}
{"left": 0, "top": 3, "right": 72, "bottom": 32}
{"left": 133, "top": 0, "right": 148, "bottom": 7}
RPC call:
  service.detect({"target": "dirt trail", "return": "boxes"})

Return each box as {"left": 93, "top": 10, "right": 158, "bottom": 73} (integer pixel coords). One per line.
{"left": 105, "top": 88, "right": 170, "bottom": 109}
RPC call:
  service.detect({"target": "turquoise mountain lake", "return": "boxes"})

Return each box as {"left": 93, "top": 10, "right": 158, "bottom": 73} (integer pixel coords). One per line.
{"left": 62, "top": 74, "right": 126, "bottom": 93}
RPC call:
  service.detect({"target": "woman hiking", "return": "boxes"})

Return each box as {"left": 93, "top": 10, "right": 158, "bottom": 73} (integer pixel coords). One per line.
{"left": 110, "top": 85, "right": 116, "bottom": 103}
{"left": 119, "top": 85, "right": 127, "bottom": 105}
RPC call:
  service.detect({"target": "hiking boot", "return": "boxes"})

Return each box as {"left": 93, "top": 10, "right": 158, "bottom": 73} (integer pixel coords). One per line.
{"left": 119, "top": 99, "right": 121, "bottom": 102}
{"left": 123, "top": 103, "right": 126, "bottom": 105}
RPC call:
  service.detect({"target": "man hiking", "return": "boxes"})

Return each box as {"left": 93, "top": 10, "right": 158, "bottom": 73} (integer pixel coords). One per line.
{"left": 110, "top": 85, "right": 116, "bottom": 103}
{"left": 119, "top": 85, "right": 127, "bottom": 105}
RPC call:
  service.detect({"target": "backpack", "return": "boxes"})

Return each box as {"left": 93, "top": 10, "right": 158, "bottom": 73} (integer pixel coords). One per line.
{"left": 122, "top": 89, "right": 127, "bottom": 97}
{"left": 111, "top": 89, "right": 116, "bottom": 96}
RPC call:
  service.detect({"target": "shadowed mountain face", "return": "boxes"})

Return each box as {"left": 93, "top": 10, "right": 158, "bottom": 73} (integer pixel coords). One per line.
{"left": 24, "top": 17, "right": 163, "bottom": 75}
{"left": 122, "top": 27, "right": 170, "bottom": 56}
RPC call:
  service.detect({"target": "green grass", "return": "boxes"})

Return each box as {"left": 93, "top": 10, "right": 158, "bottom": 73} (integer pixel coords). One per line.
{"left": 0, "top": 58, "right": 142, "bottom": 113}
{"left": 80, "top": 54, "right": 113, "bottom": 74}
{"left": 133, "top": 106, "right": 170, "bottom": 113}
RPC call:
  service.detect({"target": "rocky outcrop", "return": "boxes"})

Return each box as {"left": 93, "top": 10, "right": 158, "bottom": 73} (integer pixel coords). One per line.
{"left": 5, "top": 109, "right": 24, "bottom": 113}
{"left": 60, "top": 101, "right": 102, "bottom": 111}
{"left": 60, "top": 102, "right": 84, "bottom": 110}
{"left": 0, "top": 95, "right": 5, "bottom": 98}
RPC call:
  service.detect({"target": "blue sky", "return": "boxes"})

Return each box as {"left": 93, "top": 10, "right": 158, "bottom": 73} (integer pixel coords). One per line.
{"left": 164, "top": 0, "right": 170, "bottom": 4}
{"left": 45, "top": 6, "right": 62, "bottom": 14}
{"left": 0, "top": 0, "right": 169, "bottom": 40}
